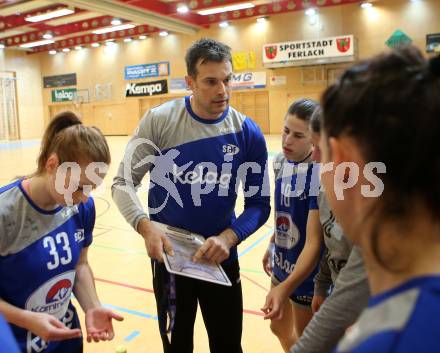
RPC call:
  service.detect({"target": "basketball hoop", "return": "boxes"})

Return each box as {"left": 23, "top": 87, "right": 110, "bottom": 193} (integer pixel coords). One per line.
{"left": 72, "top": 89, "right": 90, "bottom": 110}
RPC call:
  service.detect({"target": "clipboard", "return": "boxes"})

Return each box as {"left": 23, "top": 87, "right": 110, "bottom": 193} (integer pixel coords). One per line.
{"left": 152, "top": 221, "right": 232, "bottom": 286}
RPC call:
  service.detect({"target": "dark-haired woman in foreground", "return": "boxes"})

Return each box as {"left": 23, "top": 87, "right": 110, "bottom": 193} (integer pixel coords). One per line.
{"left": 320, "top": 47, "right": 440, "bottom": 353}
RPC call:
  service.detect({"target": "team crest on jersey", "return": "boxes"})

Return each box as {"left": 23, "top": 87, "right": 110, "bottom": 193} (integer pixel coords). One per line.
{"left": 222, "top": 144, "right": 240, "bottom": 156}
{"left": 74, "top": 229, "right": 85, "bottom": 243}
{"left": 25, "top": 271, "right": 75, "bottom": 319}
{"left": 275, "top": 212, "right": 299, "bottom": 249}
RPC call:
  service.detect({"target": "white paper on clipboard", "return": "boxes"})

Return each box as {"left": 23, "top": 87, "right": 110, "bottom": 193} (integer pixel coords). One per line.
{"left": 152, "top": 221, "right": 232, "bottom": 286}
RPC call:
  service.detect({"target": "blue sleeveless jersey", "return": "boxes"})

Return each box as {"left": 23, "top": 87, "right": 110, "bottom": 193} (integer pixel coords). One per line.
{"left": 272, "top": 154, "right": 319, "bottom": 297}
{"left": 335, "top": 276, "right": 440, "bottom": 353}
{"left": 0, "top": 180, "right": 95, "bottom": 353}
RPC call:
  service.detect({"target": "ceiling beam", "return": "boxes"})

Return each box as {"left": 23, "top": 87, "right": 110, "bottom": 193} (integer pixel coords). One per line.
{"left": 1, "top": 15, "right": 118, "bottom": 47}
{"left": 45, "top": 0, "right": 200, "bottom": 35}
{"left": 0, "top": 4, "right": 84, "bottom": 32}
{"left": 166, "top": 0, "right": 252, "bottom": 14}
{"left": 31, "top": 23, "right": 158, "bottom": 53}
{"left": 198, "top": 0, "right": 365, "bottom": 26}
{"left": 117, "top": 0, "right": 206, "bottom": 26}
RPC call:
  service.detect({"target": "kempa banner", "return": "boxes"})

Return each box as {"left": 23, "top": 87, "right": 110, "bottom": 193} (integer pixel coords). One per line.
{"left": 125, "top": 80, "right": 168, "bottom": 97}
{"left": 263, "top": 35, "right": 356, "bottom": 68}
{"left": 51, "top": 88, "right": 77, "bottom": 102}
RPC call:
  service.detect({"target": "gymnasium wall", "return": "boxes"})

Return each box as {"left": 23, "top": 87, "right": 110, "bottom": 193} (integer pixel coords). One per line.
{"left": 1, "top": 50, "right": 44, "bottom": 139}
{"left": 4, "top": 0, "right": 440, "bottom": 138}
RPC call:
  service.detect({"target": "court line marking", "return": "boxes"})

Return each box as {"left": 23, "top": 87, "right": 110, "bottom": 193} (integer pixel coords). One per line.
{"left": 96, "top": 277, "right": 154, "bottom": 293}
{"left": 240, "top": 273, "right": 269, "bottom": 292}
{"left": 96, "top": 277, "right": 265, "bottom": 317}
{"left": 0, "top": 140, "right": 40, "bottom": 150}
{"left": 124, "top": 330, "right": 141, "bottom": 342}
{"left": 238, "top": 228, "right": 273, "bottom": 258}
{"left": 103, "top": 303, "right": 158, "bottom": 320}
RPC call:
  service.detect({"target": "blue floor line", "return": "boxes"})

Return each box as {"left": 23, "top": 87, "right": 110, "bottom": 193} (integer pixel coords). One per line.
{"left": 0, "top": 140, "right": 40, "bottom": 150}
{"left": 238, "top": 228, "right": 273, "bottom": 258}
{"left": 124, "top": 330, "right": 141, "bottom": 342}
{"left": 103, "top": 303, "right": 158, "bottom": 321}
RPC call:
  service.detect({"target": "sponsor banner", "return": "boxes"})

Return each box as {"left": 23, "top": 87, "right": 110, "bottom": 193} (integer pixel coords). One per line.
{"left": 51, "top": 88, "right": 77, "bottom": 102}
{"left": 230, "top": 71, "right": 266, "bottom": 90}
{"left": 125, "top": 79, "right": 168, "bottom": 97}
{"left": 270, "top": 75, "right": 287, "bottom": 86}
{"left": 263, "top": 35, "right": 355, "bottom": 67}
{"left": 44, "top": 73, "right": 77, "bottom": 88}
{"left": 125, "top": 62, "right": 169, "bottom": 80}
{"left": 170, "top": 77, "right": 189, "bottom": 93}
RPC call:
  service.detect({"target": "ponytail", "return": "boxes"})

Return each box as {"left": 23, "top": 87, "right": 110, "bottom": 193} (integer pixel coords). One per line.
{"left": 29, "top": 111, "right": 110, "bottom": 177}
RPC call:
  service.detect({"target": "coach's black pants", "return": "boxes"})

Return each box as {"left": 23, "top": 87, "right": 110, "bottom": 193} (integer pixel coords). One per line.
{"left": 152, "top": 260, "right": 243, "bottom": 353}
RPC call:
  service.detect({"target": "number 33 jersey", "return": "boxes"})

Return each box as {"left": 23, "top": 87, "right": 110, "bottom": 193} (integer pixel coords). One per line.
{"left": 0, "top": 179, "right": 95, "bottom": 353}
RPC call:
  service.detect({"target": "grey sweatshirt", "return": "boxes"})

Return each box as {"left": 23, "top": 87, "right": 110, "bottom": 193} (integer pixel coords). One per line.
{"left": 291, "top": 246, "right": 370, "bottom": 353}
{"left": 314, "top": 191, "right": 354, "bottom": 296}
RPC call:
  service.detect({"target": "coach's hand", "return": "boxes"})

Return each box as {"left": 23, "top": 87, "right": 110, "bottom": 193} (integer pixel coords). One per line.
{"left": 138, "top": 219, "right": 174, "bottom": 262}
{"left": 193, "top": 229, "right": 238, "bottom": 264}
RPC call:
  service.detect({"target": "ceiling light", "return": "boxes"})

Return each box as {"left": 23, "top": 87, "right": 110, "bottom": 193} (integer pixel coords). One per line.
{"left": 219, "top": 21, "right": 229, "bottom": 28}
{"left": 0, "top": 44, "right": 5, "bottom": 49}
{"left": 91, "top": 42, "right": 100, "bottom": 48}
{"left": 20, "top": 39, "right": 54, "bottom": 48}
{"left": 139, "top": 35, "right": 147, "bottom": 40}
{"left": 360, "top": 2, "right": 373, "bottom": 9}
{"left": 106, "top": 40, "right": 116, "bottom": 46}
{"left": 159, "top": 31, "right": 169, "bottom": 37}
{"left": 49, "top": 50, "right": 56, "bottom": 55}
{"left": 111, "top": 18, "right": 122, "bottom": 26}
{"left": 123, "top": 37, "right": 132, "bottom": 42}
{"left": 25, "top": 8, "right": 74, "bottom": 23}
{"left": 177, "top": 4, "right": 189, "bottom": 14}
{"left": 257, "top": 17, "right": 267, "bottom": 24}
{"left": 305, "top": 8, "right": 317, "bottom": 16}
{"left": 62, "top": 48, "right": 70, "bottom": 52}
{"left": 92, "top": 23, "right": 135, "bottom": 35}
{"left": 75, "top": 46, "right": 83, "bottom": 50}
{"left": 198, "top": 2, "right": 254, "bottom": 16}
{"left": 42, "top": 32, "right": 53, "bottom": 39}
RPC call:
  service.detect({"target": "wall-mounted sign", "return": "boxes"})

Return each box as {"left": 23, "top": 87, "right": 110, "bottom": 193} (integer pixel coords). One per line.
{"left": 170, "top": 78, "right": 189, "bottom": 93}
{"left": 125, "top": 79, "right": 168, "bottom": 97}
{"left": 44, "top": 73, "right": 77, "bottom": 88}
{"left": 230, "top": 72, "right": 266, "bottom": 90}
{"left": 426, "top": 33, "right": 440, "bottom": 53}
{"left": 270, "top": 75, "right": 287, "bottom": 86}
{"left": 386, "top": 30, "right": 412, "bottom": 49}
{"left": 263, "top": 35, "right": 355, "bottom": 68}
{"left": 51, "top": 88, "right": 77, "bottom": 102}
{"left": 125, "top": 62, "right": 170, "bottom": 80}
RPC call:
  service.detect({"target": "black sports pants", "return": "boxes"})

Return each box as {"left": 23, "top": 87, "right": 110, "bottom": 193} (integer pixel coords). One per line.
{"left": 152, "top": 259, "right": 243, "bottom": 353}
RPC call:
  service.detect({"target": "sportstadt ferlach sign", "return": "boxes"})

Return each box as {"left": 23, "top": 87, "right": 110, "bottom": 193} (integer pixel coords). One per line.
{"left": 263, "top": 35, "right": 356, "bottom": 68}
